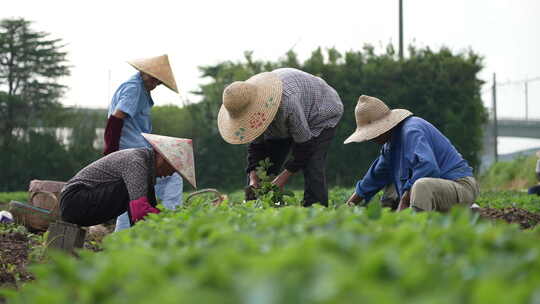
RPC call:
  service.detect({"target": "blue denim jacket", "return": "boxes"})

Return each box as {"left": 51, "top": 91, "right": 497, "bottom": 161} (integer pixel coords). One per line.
{"left": 355, "top": 117, "right": 473, "bottom": 202}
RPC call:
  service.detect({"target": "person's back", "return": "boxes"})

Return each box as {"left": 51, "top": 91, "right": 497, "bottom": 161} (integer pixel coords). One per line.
{"left": 63, "top": 148, "right": 153, "bottom": 196}
{"left": 397, "top": 117, "right": 473, "bottom": 180}
{"left": 272, "top": 68, "right": 343, "bottom": 138}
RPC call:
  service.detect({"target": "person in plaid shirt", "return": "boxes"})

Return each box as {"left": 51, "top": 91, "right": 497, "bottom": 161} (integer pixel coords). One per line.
{"left": 218, "top": 68, "right": 343, "bottom": 206}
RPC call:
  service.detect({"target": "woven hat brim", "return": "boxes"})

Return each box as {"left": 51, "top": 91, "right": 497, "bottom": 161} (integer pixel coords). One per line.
{"left": 141, "top": 133, "right": 197, "bottom": 188}
{"left": 128, "top": 57, "right": 179, "bottom": 93}
{"left": 217, "top": 72, "right": 282, "bottom": 144}
{"left": 344, "top": 109, "right": 413, "bottom": 144}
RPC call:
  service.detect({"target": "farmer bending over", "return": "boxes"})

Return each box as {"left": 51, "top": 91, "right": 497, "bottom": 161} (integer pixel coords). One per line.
{"left": 345, "top": 95, "right": 479, "bottom": 211}
{"left": 218, "top": 68, "right": 343, "bottom": 207}
{"left": 60, "top": 134, "right": 196, "bottom": 227}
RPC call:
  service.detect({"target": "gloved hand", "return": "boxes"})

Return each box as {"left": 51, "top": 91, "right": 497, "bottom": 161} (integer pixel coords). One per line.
{"left": 244, "top": 185, "right": 257, "bottom": 201}
{"left": 129, "top": 196, "right": 160, "bottom": 223}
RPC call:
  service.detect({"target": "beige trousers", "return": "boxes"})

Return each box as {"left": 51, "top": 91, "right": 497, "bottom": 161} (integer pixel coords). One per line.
{"left": 381, "top": 176, "right": 480, "bottom": 212}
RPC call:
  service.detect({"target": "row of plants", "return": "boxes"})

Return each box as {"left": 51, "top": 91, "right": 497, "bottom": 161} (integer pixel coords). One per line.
{"left": 2, "top": 156, "right": 540, "bottom": 302}
{"left": 2, "top": 191, "right": 540, "bottom": 303}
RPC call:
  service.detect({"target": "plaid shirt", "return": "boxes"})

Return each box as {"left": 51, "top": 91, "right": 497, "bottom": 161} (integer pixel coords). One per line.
{"left": 248, "top": 68, "right": 343, "bottom": 173}
{"left": 258, "top": 68, "right": 343, "bottom": 143}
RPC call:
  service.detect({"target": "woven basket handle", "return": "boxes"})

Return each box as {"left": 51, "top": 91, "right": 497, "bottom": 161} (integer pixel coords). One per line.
{"left": 185, "top": 188, "right": 225, "bottom": 206}
{"left": 30, "top": 191, "right": 60, "bottom": 213}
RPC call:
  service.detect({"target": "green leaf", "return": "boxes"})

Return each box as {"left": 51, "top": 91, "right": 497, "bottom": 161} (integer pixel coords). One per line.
{"left": 366, "top": 201, "right": 382, "bottom": 220}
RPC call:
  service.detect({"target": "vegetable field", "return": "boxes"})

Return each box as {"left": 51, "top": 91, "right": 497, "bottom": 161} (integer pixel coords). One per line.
{"left": 2, "top": 189, "right": 540, "bottom": 303}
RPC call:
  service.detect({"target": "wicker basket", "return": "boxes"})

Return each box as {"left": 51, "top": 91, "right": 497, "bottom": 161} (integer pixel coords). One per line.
{"left": 10, "top": 180, "right": 66, "bottom": 231}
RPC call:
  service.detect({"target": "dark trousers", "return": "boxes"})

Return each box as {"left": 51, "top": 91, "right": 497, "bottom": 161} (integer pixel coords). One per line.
{"left": 60, "top": 181, "right": 131, "bottom": 227}
{"left": 529, "top": 184, "right": 540, "bottom": 196}
{"left": 253, "top": 127, "right": 336, "bottom": 207}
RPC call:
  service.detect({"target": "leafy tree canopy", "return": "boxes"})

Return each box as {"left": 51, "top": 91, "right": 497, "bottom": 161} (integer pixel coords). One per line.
{"left": 0, "top": 18, "right": 70, "bottom": 146}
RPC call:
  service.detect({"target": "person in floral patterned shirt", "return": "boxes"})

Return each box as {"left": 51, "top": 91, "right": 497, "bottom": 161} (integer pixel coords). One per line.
{"left": 60, "top": 134, "right": 195, "bottom": 227}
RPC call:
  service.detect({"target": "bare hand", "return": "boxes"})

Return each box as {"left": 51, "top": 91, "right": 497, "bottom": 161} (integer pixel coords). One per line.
{"left": 272, "top": 170, "right": 293, "bottom": 189}
{"left": 248, "top": 171, "right": 260, "bottom": 188}
{"left": 244, "top": 185, "right": 257, "bottom": 201}
{"left": 397, "top": 191, "right": 411, "bottom": 211}
{"left": 346, "top": 192, "right": 364, "bottom": 207}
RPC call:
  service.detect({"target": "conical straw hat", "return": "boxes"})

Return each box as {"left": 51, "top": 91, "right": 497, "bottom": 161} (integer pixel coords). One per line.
{"left": 344, "top": 95, "right": 412, "bottom": 144}
{"left": 141, "top": 133, "right": 197, "bottom": 188}
{"left": 128, "top": 55, "right": 179, "bottom": 93}
{"left": 217, "top": 72, "right": 283, "bottom": 144}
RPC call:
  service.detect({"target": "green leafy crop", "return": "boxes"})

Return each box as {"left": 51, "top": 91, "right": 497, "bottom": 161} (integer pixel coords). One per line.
{"left": 251, "top": 158, "right": 298, "bottom": 208}
{"left": 3, "top": 197, "right": 540, "bottom": 303}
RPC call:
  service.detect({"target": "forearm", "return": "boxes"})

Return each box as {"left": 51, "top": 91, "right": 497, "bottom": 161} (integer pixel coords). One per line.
{"left": 347, "top": 192, "right": 364, "bottom": 206}
{"left": 397, "top": 191, "right": 411, "bottom": 211}
{"left": 103, "top": 115, "right": 124, "bottom": 155}
{"left": 272, "top": 169, "right": 293, "bottom": 188}
{"left": 246, "top": 141, "right": 267, "bottom": 173}
{"left": 284, "top": 140, "right": 315, "bottom": 173}
{"left": 248, "top": 170, "right": 259, "bottom": 187}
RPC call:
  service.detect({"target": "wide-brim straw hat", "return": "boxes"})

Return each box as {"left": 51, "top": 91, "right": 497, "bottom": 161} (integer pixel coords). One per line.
{"left": 217, "top": 72, "right": 283, "bottom": 144}
{"left": 128, "top": 54, "right": 179, "bottom": 93}
{"left": 344, "top": 95, "right": 413, "bottom": 144}
{"left": 141, "top": 133, "right": 197, "bottom": 188}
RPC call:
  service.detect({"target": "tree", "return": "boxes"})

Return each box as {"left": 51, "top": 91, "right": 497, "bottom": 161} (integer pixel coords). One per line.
{"left": 152, "top": 105, "right": 195, "bottom": 138}
{"left": 0, "top": 18, "right": 70, "bottom": 146}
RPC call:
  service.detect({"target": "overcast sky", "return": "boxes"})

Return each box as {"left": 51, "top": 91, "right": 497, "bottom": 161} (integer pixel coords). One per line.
{"left": 3, "top": 0, "right": 540, "bottom": 152}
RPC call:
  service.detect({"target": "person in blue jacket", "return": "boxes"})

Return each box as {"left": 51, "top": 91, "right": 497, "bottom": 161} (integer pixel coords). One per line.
{"left": 103, "top": 54, "right": 183, "bottom": 231}
{"left": 345, "top": 95, "right": 479, "bottom": 212}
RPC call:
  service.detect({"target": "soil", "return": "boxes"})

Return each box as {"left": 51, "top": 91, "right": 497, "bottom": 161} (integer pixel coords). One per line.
{"left": 0, "top": 232, "right": 35, "bottom": 288}
{"left": 477, "top": 207, "right": 540, "bottom": 229}
{"left": 0, "top": 224, "right": 111, "bottom": 303}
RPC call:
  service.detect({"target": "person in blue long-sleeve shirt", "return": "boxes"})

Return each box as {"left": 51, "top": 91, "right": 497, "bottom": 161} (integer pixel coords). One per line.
{"left": 344, "top": 95, "right": 479, "bottom": 211}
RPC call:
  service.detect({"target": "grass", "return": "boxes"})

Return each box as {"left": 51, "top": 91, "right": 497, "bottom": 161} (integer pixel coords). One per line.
{"left": 476, "top": 190, "right": 540, "bottom": 212}
{"left": 480, "top": 154, "right": 538, "bottom": 190}
{"left": 0, "top": 192, "right": 27, "bottom": 211}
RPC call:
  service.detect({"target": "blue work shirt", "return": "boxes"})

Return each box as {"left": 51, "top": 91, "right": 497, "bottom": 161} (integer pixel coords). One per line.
{"left": 107, "top": 73, "right": 154, "bottom": 149}
{"left": 355, "top": 117, "right": 473, "bottom": 202}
